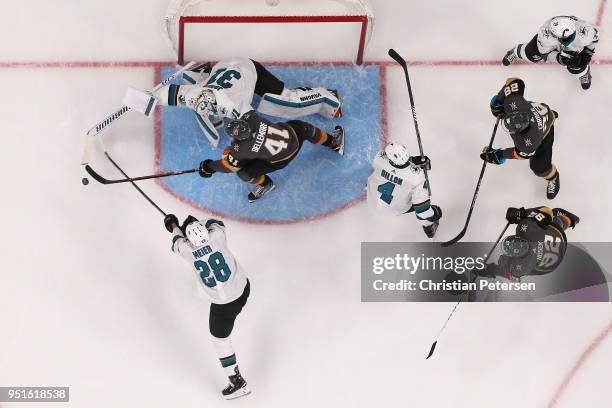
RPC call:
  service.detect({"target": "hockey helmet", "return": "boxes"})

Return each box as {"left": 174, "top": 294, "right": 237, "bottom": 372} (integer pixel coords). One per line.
{"left": 549, "top": 16, "right": 577, "bottom": 45}
{"left": 502, "top": 235, "right": 530, "bottom": 258}
{"left": 186, "top": 221, "right": 210, "bottom": 247}
{"left": 502, "top": 111, "right": 533, "bottom": 134}
{"left": 384, "top": 142, "right": 410, "bottom": 167}
{"left": 226, "top": 119, "right": 252, "bottom": 141}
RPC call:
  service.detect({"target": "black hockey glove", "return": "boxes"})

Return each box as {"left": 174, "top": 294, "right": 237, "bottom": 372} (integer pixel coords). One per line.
{"left": 556, "top": 50, "right": 579, "bottom": 66}
{"left": 164, "top": 214, "right": 179, "bottom": 233}
{"left": 198, "top": 159, "right": 216, "bottom": 178}
{"left": 480, "top": 147, "right": 506, "bottom": 165}
{"left": 490, "top": 95, "right": 504, "bottom": 118}
{"left": 505, "top": 207, "right": 527, "bottom": 224}
{"left": 180, "top": 215, "right": 198, "bottom": 235}
{"left": 409, "top": 155, "right": 431, "bottom": 170}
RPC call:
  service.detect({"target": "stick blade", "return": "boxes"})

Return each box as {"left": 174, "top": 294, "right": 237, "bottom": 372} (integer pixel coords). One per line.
{"left": 84, "top": 165, "right": 111, "bottom": 185}
{"left": 440, "top": 230, "right": 466, "bottom": 247}
{"left": 388, "top": 48, "right": 406, "bottom": 66}
{"left": 426, "top": 341, "right": 438, "bottom": 359}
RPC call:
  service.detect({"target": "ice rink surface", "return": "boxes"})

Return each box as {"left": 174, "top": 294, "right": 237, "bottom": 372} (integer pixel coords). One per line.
{"left": 1, "top": 0, "right": 612, "bottom": 407}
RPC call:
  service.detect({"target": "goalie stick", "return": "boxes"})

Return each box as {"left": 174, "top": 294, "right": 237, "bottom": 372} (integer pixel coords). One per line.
{"left": 426, "top": 221, "right": 510, "bottom": 359}
{"left": 85, "top": 165, "right": 197, "bottom": 185}
{"left": 440, "top": 118, "right": 500, "bottom": 247}
{"left": 388, "top": 48, "right": 432, "bottom": 196}
{"left": 80, "top": 61, "right": 196, "bottom": 166}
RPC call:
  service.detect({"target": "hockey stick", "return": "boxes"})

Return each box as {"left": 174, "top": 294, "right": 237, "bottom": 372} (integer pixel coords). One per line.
{"left": 440, "top": 118, "right": 500, "bottom": 247}
{"left": 80, "top": 61, "right": 196, "bottom": 166}
{"left": 85, "top": 165, "right": 197, "bottom": 185}
{"left": 388, "top": 48, "right": 431, "bottom": 195}
{"left": 426, "top": 221, "right": 510, "bottom": 359}
{"left": 91, "top": 134, "right": 167, "bottom": 215}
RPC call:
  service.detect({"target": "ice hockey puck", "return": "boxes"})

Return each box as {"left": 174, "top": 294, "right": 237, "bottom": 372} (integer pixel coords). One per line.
{"left": 82, "top": 177, "right": 89, "bottom": 185}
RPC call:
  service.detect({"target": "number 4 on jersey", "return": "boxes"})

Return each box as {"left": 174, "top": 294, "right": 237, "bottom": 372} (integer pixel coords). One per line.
{"left": 264, "top": 126, "right": 290, "bottom": 155}
{"left": 377, "top": 182, "right": 395, "bottom": 204}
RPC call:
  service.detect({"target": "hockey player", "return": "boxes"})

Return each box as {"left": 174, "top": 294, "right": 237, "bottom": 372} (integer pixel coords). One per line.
{"left": 153, "top": 58, "right": 342, "bottom": 147}
{"left": 483, "top": 77, "right": 560, "bottom": 199}
{"left": 366, "top": 143, "right": 442, "bottom": 238}
{"left": 502, "top": 16, "right": 600, "bottom": 89}
{"left": 163, "top": 214, "right": 251, "bottom": 400}
{"left": 481, "top": 206, "right": 579, "bottom": 281}
{"left": 198, "top": 110, "right": 345, "bottom": 202}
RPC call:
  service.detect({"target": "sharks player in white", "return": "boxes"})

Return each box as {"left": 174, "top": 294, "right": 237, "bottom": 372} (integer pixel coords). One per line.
{"left": 367, "top": 143, "right": 442, "bottom": 238}
{"left": 150, "top": 57, "right": 342, "bottom": 147}
{"left": 163, "top": 213, "right": 251, "bottom": 400}
{"left": 502, "top": 16, "right": 600, "bottom": 89}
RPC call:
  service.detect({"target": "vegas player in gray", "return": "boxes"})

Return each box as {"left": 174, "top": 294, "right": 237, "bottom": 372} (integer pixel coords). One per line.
{"left": 164, "top": 214, "right": 251, "bottom": 400}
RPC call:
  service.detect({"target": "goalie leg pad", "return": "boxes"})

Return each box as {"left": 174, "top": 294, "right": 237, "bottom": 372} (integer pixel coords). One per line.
{"left": 256, "top": 87, "right": 341, "bottom": 119}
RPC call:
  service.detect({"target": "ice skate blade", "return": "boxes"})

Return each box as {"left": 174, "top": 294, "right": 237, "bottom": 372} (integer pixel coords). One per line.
{"left": 223, "top": 386, "right": 251, "bottom": 400}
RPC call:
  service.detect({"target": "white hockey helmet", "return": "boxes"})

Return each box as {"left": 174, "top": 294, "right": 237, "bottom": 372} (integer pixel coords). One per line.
{"left": 384, "top": 142, "right": 410, "bottom": 167}
{"left": 185, "top": 221, "right": 210, "bottom": 246}
{"left": 549, "top": 16, "right": 577, "bottom": 43}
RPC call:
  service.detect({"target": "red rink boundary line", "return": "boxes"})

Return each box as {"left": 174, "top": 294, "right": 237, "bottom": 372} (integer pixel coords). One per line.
{"left": 2, "top": 59, "right": 612, "bottom": 69}
{"left": 548, "top": 319, "right": 612, "bottom": 407}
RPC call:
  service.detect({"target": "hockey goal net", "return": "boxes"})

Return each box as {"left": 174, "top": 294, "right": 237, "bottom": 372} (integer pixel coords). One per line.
{"left": 164, "top": 0, "right": 374, "bottom": 65}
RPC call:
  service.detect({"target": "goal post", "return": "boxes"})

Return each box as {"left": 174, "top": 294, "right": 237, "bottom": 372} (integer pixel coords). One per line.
{"left": 164, "top": 0, "right": 375, "bottom": 65}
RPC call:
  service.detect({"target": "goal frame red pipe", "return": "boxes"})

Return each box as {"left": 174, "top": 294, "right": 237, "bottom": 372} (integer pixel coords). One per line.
{"left": 178, "top": 15, "right": 369, "bottom": 65}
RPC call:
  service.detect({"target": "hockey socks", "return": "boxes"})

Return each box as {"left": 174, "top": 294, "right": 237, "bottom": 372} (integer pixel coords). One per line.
{"left": 212, "top": 336, "right": 239, "bottom": 377}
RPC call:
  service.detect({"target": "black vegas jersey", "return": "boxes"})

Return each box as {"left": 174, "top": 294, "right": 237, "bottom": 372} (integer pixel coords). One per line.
{"left": 210, "top": 111, "right": 301, "bottom": 173}
{"left": 496, "top": 78, "right": 556, "bottom": 158}
{"left": 500, "top": 207, "right": 567, "bottom": 278}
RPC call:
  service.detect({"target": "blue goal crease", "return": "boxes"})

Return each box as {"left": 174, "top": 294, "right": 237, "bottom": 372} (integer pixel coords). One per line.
{"left": 159, "top": 64, "right": 383, "bottom": 223}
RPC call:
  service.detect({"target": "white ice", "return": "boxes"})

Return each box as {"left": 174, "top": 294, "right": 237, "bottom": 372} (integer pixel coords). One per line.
{"left": 1, "top": 0, "right": 611, "bottom": 407}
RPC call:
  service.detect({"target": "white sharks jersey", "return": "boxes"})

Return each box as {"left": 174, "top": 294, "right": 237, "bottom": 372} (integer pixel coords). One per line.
{"left": 367, "top": 151, "right": 430, "bottom": 216}
{"left": 537, "top": 17, "right": 600, "bottom": 56}
{"left": 171, "top": 220, "right": 247, "bottom": 304}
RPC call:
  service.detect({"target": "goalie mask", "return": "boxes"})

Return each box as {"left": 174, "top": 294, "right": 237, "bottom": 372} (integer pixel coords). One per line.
{"left": 502, "top": 111, "right": 533, "bottom": 134}
{"left": 549, "top": 16, "right": 577, "bottom": 45}
{"left": 185, "top": 221, "right": 210, "bottom": 247}
{"left": 384, "top": 143, "right": 410, "bottom": 168}
{"left": 502, "top": 235, "right": 530, "bottom": 258}
{"left": 226, "top": 119, "right": 252, "bottom": 141}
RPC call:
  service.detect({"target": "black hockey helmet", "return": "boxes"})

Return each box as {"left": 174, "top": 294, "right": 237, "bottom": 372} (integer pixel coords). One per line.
{"left": 226, "top": 119, "right": 252, "bottom": 141}
{"left": 502, "top": 111, "right": 533, "bottom": 134}
{"left": 502, "top": 235, "right": 530, "bottom": 258}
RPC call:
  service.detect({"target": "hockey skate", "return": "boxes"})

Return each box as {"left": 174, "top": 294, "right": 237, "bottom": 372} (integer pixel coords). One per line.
{"left": 579, "top": 66, "right": 592, "bottom": 90}
{"left": 248, "top": 177, "right": 275, "bottom": 203}
{"left": 502, "top": 48, "right": 517, "bottom": 66}
{"left": 329, "top": 89, "right": 343, "bottom": 118}
{"left": 546, "top": 172, "right": 560, "bottom": 200}
{"left": 423, "top": 221, "right": 439, "bottom": 238}
{"left": 330, "top": 126, "right": 345, "bottom": 156}
{"left": 553, "top": 208, "right": 580, "bottom": 229}
{"left": 222, "top": 367, "right": 251, "bottom": 400}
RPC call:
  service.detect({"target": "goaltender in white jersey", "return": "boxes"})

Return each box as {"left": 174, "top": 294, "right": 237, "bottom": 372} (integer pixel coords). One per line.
{"left": 150, "top": 57, "right": 342, "bottom": 147}
{"left": 367, "top": 143, "right": 442, "bottom": 238}
{"left": 164, "top": 214, "right": 251, "bottom": 400}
